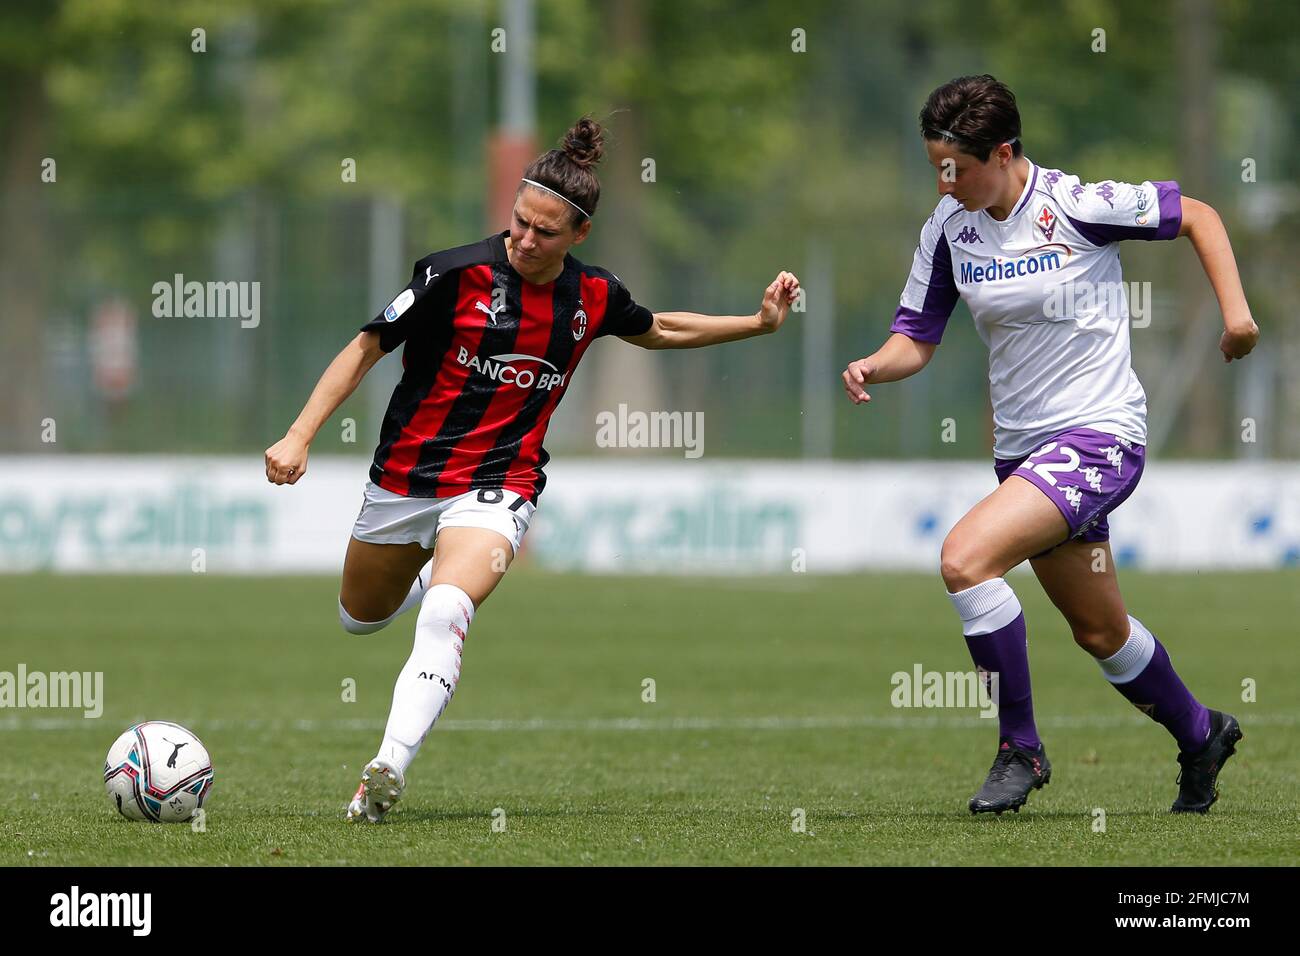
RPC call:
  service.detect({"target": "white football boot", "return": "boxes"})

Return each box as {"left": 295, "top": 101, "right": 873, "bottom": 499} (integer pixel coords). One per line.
{"left": 345, "top": 758, "right": 406, "bottom": 823}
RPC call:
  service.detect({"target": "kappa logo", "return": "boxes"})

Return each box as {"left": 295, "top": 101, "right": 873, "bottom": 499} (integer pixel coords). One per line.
{"left": 954, "top": 226, "right": 982, "bottom": 245}
{"left": 1061, "top": 485, "right": 1083, "bottom": 512}
{"left": 1036, "top": 205, "right": 1057, "bottom": 241}
{"left": 1100, "top": 444, "right": 1125, "bottom": 476}
{"left": 1081, "top": 466, "right": 1104, "bottom": 493}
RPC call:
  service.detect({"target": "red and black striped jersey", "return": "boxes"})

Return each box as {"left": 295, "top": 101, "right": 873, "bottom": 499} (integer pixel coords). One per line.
{"left": 360, "top": 231, "right": 653, "bottom": 502}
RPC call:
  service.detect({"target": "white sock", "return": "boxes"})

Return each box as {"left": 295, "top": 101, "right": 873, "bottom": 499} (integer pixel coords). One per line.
{"left": 338, "top": 559, "right": 433, "bottom": 635}
{"left": 946, "top": 577, "right": 1022, "bottom": 635}
{"left": 376, "top": 583, "right": 475, "bottom": 775}
{"left": 1097, "top": 614, "right": 1157, "bottom": 683}
{"left": 393, "top": 559, "right": 434, "bottom": 616}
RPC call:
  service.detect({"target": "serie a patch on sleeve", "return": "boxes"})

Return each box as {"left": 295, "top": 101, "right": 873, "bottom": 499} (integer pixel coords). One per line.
{"left": 384, "top": 288, "right": 416, "bottom": 322}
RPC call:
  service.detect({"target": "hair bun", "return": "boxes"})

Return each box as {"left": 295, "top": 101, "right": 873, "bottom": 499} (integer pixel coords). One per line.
{"left": 562, "top": 117, "right": 604, "bottom": 170}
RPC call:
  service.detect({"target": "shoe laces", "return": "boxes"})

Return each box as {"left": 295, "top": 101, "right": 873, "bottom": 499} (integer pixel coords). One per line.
{"left": 1175, "top": 749, "right": 1217, "bottom": 789}
{"left": 986, "top": 748, "right": 1020, "bottom": 783}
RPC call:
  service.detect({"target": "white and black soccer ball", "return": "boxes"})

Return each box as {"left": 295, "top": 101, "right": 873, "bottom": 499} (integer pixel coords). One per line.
{"left": 104, "top": 721, "right": 214, "bottom": 823}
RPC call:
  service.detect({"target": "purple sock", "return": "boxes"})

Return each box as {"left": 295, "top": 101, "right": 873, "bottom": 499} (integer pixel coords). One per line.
{"left": 964, "top": 613, "right": 1040, "bottom": 750}
{"left": 949, "top": 579, "right": 1040, "bottom": 751}
{"left": 1101, "top": 617, "right": 1211, "bottom": 753}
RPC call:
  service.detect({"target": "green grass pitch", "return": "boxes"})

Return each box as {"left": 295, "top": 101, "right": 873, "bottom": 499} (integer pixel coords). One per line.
{"left": 1, "top": 569, "right": 1296, "bottom": 866}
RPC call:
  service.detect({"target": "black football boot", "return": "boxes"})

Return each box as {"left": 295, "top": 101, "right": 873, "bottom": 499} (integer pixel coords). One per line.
{"left": 969, "top": 738, "right": 1051, "bottom": 815}
{"left": 1171, "top": 710, "right": 1243, "bottom": 814}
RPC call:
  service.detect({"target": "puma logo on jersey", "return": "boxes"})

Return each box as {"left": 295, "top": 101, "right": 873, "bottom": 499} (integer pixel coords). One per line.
{"left": 475, "top": 300, "right": 504, "bottom": 325}
{"left": 425, "top": 267, "right": 439, "bottom": 286}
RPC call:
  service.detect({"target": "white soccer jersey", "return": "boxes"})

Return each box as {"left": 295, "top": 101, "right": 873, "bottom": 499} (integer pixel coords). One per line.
{"left": 891, "top": 159, "right": 1182, "bottom": 459}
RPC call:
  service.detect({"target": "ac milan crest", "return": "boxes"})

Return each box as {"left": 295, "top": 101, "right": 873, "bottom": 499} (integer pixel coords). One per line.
{"left": 571, "top": 306, "right": 588, "bottom": 341}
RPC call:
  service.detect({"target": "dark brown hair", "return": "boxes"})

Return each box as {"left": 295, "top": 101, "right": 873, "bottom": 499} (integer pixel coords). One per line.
{"left": 919, "top": 75, "right": 1023, "bottom": 162}
{"left": 519, "top": 116, "right": 604, "bottom": 225}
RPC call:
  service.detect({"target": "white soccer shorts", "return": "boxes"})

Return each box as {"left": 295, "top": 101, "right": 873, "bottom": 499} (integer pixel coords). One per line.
{"left": 350, "top": 481, "right": 536, "bottom": 555}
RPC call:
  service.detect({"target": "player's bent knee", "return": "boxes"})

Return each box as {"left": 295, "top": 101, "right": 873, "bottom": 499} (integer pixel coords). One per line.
{"left": 338, "top": 597, "right": 395, "bottom": 635}
{"left": 940, "top": 539, "right": 991, "bottom": 592}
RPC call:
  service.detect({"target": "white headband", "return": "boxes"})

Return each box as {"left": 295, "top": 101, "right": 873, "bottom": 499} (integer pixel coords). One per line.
{"left": 520, "top": 178, "right": 591, "bottom": 219}
{"left": 933, "top": 129, "right": 1020, "bottom": 147}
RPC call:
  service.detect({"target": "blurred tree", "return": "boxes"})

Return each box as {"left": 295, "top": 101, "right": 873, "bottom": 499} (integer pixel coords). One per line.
{"left": 0, "top": 1, "right": 60, "bottom": 451}
{"left": 0, "top": 0, "right": 1294, "bottom": 458}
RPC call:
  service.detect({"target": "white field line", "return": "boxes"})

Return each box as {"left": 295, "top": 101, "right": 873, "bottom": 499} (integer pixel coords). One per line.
{"left": 0, "top": 713, "right": 1296, "bottom": 732}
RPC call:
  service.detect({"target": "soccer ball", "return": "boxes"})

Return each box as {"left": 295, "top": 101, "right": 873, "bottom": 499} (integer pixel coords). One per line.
{"left": 104, "top": 721, "right": 214, "bottom": 823}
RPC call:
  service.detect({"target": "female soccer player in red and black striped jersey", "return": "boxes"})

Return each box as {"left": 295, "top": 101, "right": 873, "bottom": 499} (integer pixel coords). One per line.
{"left": 264, "top": 117, "right": 801, "bottom": 822}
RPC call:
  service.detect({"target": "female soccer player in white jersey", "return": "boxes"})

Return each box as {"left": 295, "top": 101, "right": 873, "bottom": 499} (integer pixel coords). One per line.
{"left": 843, "top": 76, "right": 1259, "bottom": 815}
{"left": 264, "top": 117, "right": 801, "bottom": 822}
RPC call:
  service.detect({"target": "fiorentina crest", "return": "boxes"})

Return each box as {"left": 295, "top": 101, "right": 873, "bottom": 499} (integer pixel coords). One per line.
{"left": 1036, "top": 205, "right": 1057, "bottom": 241}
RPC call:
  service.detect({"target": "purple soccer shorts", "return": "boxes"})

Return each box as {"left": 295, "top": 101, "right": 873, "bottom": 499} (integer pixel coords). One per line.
{"left": 994, "top": 426, "right": 1145, "bottom": 554}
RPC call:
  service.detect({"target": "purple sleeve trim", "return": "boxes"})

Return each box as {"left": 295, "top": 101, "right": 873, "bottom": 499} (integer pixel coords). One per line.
{"left": 921, "top": 231, "right": 959, "bottom": 318}
{"left": 892, "top": 220, "right": 958, "bottom": 344}
{"left": 1065, "top": 179, "right": 1183, "bottom": 246}
{"left": 1153, "top": 180, "right": 1182, "bottom": 240}
{"left": 890, "top": 306, "right": 948, "bottom": 344}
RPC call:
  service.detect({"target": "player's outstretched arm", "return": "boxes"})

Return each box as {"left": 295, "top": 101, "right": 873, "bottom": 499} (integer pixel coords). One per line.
{"left": 1178, "top": 196, "right": 1260, "bottom": 363}
{"left": 621, "top": 271, "right": 801, "bottom": 349}
{"left": 264, "top": 331, "right": 386, "bottom": 485}
{"left": 842, "top": 332, "right": 937, "bottom": 405}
